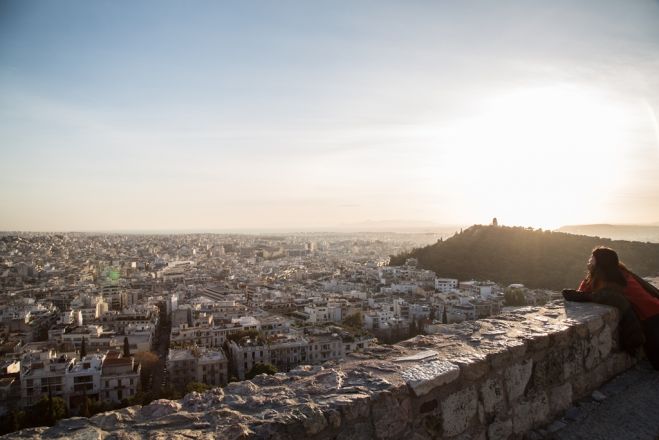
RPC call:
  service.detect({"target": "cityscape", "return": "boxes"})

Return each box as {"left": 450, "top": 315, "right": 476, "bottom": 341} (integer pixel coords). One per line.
{"left": 0, "top": 229, "right": 560, "bottom": 427}
{"left": 2, "top": 0, "right": 659, "bottom": 438}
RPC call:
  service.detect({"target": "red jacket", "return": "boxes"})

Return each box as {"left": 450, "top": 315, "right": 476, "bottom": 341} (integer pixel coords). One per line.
{"left": 578, "top": 272, "right": 659, "bottom": 321}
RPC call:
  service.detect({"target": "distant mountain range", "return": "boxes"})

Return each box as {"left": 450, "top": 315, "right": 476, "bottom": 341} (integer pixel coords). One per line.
{"left": 390, "top": 225, "right": 659, "bottom": 291}
{"left": 556, "top": 224, "right": 659, "bottom": 243}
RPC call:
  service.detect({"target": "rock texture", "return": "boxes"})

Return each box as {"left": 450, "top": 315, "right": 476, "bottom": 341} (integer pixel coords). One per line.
{"left": 3, "top": 300, "right": 638, "bottom": 440}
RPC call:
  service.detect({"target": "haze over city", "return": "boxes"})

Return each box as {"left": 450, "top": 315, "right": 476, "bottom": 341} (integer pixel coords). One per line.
{"left": 2, "top": 0, "right": 659, "bottom": 232}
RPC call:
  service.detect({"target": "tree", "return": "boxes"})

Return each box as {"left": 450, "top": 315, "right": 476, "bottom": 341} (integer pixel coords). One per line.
{"left": 245, "top": 363, "right": 278, "bottom": 380}
{"left": 26, "top": 396, "right": 67, "bottom": 427}
{"left": 226, "top": 329, "right": 261, "bottom": 344}
{"left": 123, "top": 336, "right": 131, "bottom": 357}
{"left": 504, "top": 288, "right": 527, "bottom": 306}
{"left": 80, "top": 337, "right": 87, "bottom": 358}
{"left": 342, "top": 312, "right": 363, "bottom": 329}
{"left": 185, "top": 382, "right": 210, "bottom": 393}
{"left": 134, "top": 351, "right": 160, "bottom": 390}
{"left": 159, "top": 385, "right": 182, "bottom": 400}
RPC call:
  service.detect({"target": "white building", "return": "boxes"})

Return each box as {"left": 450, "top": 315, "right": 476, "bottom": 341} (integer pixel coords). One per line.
{"left": 101, "top": 351, "right": 140, "bottom": 404}
{"left": 20, "top": 352, "right": 73, "bottom": 407}
{"left": 64, "top": 354, "right": 104, "bottom": 409}
{"left": 167, "top": 348, "right": 228, "bottom": 388}
{"left": 304, "top": 305, "right": 329, "bottom": 323}
{"left": 435, "top": 278, "right": 459, "bottom": 293}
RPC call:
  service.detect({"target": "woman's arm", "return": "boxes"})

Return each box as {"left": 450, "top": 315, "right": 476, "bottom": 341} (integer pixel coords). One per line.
{"left": 562, "top": 289, "right": 594, "bottom": 302}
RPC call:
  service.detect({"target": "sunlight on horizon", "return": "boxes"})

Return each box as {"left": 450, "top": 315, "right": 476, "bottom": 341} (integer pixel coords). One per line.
{"left": 431, "top": 84, "right": 635, "bottom": 230}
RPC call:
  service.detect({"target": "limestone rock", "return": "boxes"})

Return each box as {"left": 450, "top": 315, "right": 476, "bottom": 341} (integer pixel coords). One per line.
{"left": 401, "top": 360, "right": 460, "bottom": 397}
{"left": 137, "top": 399, "right": 182, "bottom": 422}
{"left": 441, "top": 386, "right": 478, "bottom": 436}
{"left": 505, "top": 360, "right": 533, "bottom": 401}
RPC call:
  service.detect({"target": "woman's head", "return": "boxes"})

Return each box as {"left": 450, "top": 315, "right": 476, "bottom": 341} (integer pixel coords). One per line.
{"left": 587, "top": 246, "right": 627, "bottom": 287}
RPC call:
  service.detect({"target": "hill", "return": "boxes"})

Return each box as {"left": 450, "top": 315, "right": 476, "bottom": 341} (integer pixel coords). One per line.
{"left": 390, "top": 225, "right": 659, "bottom": 291}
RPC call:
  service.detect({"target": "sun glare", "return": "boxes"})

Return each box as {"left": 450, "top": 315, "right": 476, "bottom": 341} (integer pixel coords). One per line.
{"left": 438, "top": 85, "right": 633, "bottom": 229}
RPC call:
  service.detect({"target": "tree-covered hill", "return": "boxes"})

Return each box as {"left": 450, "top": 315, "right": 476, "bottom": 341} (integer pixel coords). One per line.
{"left": 390, "top": 225, "right": 659, "bottom": 291}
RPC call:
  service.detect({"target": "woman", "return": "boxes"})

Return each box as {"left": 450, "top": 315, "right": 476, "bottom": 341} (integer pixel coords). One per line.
{"left": 562, "top": 246, "right": 659, "bottom": 370}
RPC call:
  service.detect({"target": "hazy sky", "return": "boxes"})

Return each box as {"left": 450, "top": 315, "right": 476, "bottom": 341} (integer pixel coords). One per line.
{"left": 1, "top": 0, "right": 659, "bottom": 231}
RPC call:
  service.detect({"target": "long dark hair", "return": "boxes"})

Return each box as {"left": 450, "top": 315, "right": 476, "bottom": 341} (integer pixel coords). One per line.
{"left": 585, "top": 246, "right": 628, "bottom": 288}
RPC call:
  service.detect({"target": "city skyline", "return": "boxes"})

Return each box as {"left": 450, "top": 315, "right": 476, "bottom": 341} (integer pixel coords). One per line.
{"left": 2, "top": 0, "right": 659, "bottom": 231}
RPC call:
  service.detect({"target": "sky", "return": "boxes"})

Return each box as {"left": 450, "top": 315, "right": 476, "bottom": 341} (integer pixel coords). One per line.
{"left": 1, "top": 0, "right": 659, "bottom": 232}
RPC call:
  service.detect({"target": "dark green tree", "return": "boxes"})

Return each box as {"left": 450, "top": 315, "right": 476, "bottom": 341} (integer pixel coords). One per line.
{"left": 504, "top": 288, "right": 527, "bottom": 306}
{"left": 185, "top": 382, "right": 210, "bottom": 393}
{"left": 342, "top": 312, "right": 363, "bottom": 329}
{"left": 80, "top": 337, "right": 87, "bottom": 358}
{"left": 123, "top": 336, "right": 130, "bottom": 357}
{"left": 245, "top": 363, "right": 278, "bottom": 380}
{"left": 26, "top": 396, "right": 67, "bottom": 427}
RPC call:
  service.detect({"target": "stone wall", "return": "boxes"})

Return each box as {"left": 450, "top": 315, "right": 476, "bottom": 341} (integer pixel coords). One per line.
{"left": 5, "top": 300, "right": 637, "bottom": 440}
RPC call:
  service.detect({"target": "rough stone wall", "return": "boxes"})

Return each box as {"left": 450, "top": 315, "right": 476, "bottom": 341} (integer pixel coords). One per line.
{"left": 4, "top": 300, "right": 637, "bottom": 440}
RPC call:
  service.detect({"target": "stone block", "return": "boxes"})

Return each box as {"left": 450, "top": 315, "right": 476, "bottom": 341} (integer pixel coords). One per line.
{"left": 598, "top": 326, "right": 612, "bottom": 358}
{"left": 401, "top": 360, "right": 460, "bottom": 397}
{"left": 419, "top": 398, "right": 438, "bottom": 414}
{"left": 527, "top": 334, "right": 550, "bottom": 351}
{"left": 452, "top": 428, "right": 486, "bottom": 440}
{"left": 504, "top": 360, "right": 533, "bottom": 401}
{"left": 480, "top": 377, "right": 505, "bottom": 415}
{"left": 563, "top": 340, "right": 586, "bottom": 379}
{"left": 588, "top": 359, "right": 610, "bottom": 390}
{"left": 602, "top": 307, "right": 619, "bottom": 328}
{"left": 532, "top": 352, "right": 564, "bottom": 388}
{"left": 453, "top": 354, "right": 489, "bottom": 381}
{"left": 372, "top": 393, "right": 411, "bottom": 439}
{"left": 335, "top": 393, "right": 371, "bottom": 421}
{"left": 530, "top": 392, "right": 550, "bottom": 425}
{"left": 570, "top": 373, "right": 590, "bottom": 399}
{"left": 587, "top": 316, "right": 604, "bottom": 334}
{"left": 420, "top": 413, "right": 442, "bottom": 438}
{"left": 549, "top": 383, "right": 572, "bottom": 415}
{"left": 441, "top": 386, "right": 478, "bottom": 437}
{"left": 507, "top": 340, "right": 528, "bottom": 362}
{"left": 488, "top": 418, "right": 513, "bottom": 440}
{"left": 337, "top": 422, "right": 374, "bottom": 440}
{"left": 574, "top": 322, "right": 589, "bottom": 338}
{"left": 607, "top": 351, "right": 634, "bottom": 376}
{"left": 512, "top": 399, "right": 533, "bottom": 434}
{"left": 550, "top": 327, "right": 571, "bottom": 348}
{"left": 489, "top": 351, "right": 512, "bottom": 371}
{"left": 584, "top": 340, "right": 601, "bottom": 371}
{"left": 326, "top": 409, "right": 341, "bottom": 429}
